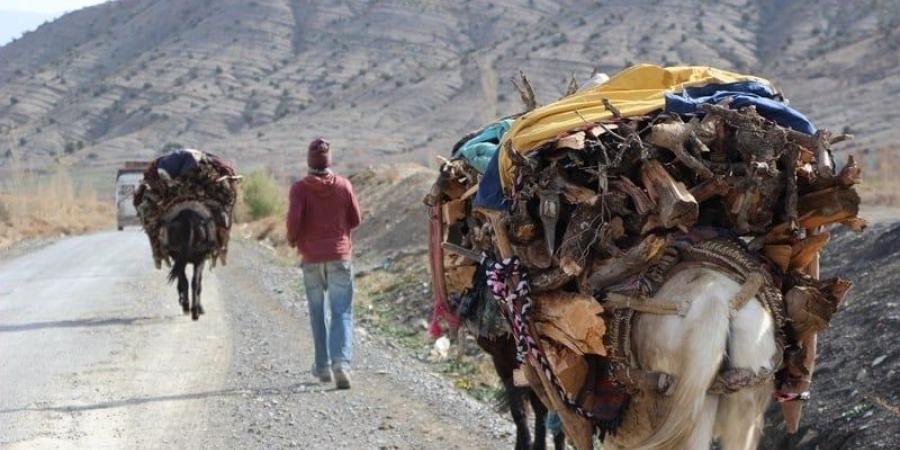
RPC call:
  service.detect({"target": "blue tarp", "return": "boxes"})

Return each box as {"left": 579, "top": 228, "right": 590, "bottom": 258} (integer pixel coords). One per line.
{"left": 665, "top": 81, "right": 817, "bottom": 135}
{"left": 157, "top": 149, "right": 202, "bottom": 178}
{"left": 473, "top": 149, "right": 508, "bottom": 211}
{"left": 456, "top": 119, "right": 513, "bottom": 174}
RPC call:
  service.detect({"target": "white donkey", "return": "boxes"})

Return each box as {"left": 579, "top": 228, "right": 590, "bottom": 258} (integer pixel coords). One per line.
{"left": 605, "top": 264, "right": 779, "bottom": 450}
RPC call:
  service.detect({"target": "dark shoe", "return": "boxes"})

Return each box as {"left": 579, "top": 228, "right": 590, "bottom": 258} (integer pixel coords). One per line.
{"left": 333, "top": 365, "right": 351, "bottom": 390}
{"left": 312, "top": 365, "right": 332, "bottom": 383}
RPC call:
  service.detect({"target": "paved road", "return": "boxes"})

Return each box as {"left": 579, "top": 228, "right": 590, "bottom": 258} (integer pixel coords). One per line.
{"left": 0, "top": 231, "right": 512, "bottom": 449}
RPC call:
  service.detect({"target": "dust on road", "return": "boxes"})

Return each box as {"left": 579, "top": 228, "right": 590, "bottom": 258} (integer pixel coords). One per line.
{"left": 0, "top": 230, "right": 513, "bottom": 449}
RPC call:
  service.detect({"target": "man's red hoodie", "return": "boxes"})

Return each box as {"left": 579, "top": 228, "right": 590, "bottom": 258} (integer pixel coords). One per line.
{"left": 286, "top": 172, "right": 361, "bottom": 263}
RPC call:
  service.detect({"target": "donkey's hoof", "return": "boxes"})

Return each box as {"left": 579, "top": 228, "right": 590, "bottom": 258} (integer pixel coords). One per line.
{"left": 191, "top": 309, "right": 199, "bottom": 321}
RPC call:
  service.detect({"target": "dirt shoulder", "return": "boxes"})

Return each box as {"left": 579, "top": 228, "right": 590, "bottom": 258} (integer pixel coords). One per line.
{"left": 205, "top": 239, "right": 514, "bottom": 449}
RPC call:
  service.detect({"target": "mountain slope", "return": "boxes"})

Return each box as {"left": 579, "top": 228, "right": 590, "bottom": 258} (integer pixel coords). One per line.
{"left": 0, "top": 0, "right": 897, "bottom": 177}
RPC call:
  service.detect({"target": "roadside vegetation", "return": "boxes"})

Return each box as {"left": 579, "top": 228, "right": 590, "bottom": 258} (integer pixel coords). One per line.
{"left": 0, "top": 166, "right": 113, "bottom": 249}
{"left": 236, "top": 170, "right": 286, "bottom": 222}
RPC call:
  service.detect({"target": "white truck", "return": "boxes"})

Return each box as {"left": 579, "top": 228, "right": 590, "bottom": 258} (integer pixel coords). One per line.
{"left": 115, "top": 161, "right": 148, "bottom": 230}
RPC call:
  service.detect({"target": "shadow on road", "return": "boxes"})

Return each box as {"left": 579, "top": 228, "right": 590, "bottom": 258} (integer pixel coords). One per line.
{"left": 0, "top": 382, "right": 322, "bottom": 415}
{"left": 0, "top": 315, "right": 176, "bottom": 333}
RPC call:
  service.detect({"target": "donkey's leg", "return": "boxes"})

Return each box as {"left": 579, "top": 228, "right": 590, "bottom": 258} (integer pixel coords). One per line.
{"left": 480, "top": 336, "right": 532, "bottom": 450}
{"left": 714, "top": 299, "right": 776, "bottom": 450}
{"left": 190, "top": 261, "right": 204, "bottom": 321}
{"left": 177, "top": 264, "right": 189, "bottom": 314}
{"left": 529, "top": 390, "right": 548, "bottom": 450}
{"left": 195, "top": 260, "right": 205, "bottom": 315}
{"left": 508, "top": 385, "right": 532, "bottom": 450}
{"left": 552, "top": 428, "right": 566, "bottom": 450}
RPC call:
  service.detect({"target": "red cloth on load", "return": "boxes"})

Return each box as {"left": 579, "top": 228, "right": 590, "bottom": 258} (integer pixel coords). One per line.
{"left": 286, "top": 173, "right": 361, "bottom": 263}
{"left": 428, "top": 202, "right": 459, "bottom": 338}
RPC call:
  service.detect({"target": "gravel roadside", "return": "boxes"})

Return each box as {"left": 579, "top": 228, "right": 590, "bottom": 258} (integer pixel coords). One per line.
{"left": 203, "top": 239, "right": 514, "bottom": 449}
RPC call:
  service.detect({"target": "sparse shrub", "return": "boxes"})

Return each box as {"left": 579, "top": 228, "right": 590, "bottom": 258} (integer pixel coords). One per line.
{"left": 64, "top": 142, "right": 77, "bottom": 154}
{"left": 240, "top": 170, "right": 285, "bottom": 221}
{"left": 0, "top": 199, "right": 9, "bottom": 224}
{"left": 10, "top": 97, "right": 18, "bottom": 105}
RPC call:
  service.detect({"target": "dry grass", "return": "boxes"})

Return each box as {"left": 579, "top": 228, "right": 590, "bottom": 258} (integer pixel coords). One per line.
{"left": 0, "top": 168, "right": 114, "bottom": 249}
{"left": 855, "top": 148, "right": 900, "bottom": 207}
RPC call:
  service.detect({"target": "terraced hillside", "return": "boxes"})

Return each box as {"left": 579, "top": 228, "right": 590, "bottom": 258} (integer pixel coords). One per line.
{"left": 0, "top": 0, "right": 897, "bottom": 178}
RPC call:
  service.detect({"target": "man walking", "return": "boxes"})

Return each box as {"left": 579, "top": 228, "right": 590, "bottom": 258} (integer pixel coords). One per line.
{"left": 286, "top": 138, "right": 361, "bottom": 389}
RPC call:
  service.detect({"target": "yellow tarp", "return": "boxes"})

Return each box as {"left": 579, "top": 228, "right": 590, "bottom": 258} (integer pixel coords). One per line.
{"left": 499, "top": 64, "right": 771, "bottom": 190}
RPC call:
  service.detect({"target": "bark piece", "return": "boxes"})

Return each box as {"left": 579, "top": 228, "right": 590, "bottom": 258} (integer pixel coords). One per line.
{"left": 521, "top": 356, "right": 594, "bottom": 450}
{"left": 790, "top": 233, "right": 830, "bottom": 271}
{"left": 586, "top": 234, "right": 669, "bottom": 290}
{"left": 550, "top": 171, "right": 600, "bottom": 205}
{"left": 690, "top": 177, "right": 730, "bottom": 203}
{"left": 530, "top": 266, "right": 575, "bottom": 292}
{"left": 533, "top": 291, "right": 607, "bottom": 356}
{"left": 797, "top": 187, "right": 861, "bottom": 229}
{"left": 444, "top": 265, "right": 477, "bottom": 293}
{"left": 477, "top": 208, "right": 514, "bottom": 258}
{"left": 557, "top": 131, "right": 586, "bottom": 150}
{"left": 838, "top": 154, "right": 861, "bottom": 187}
{"left": 612, "top": 177, "right": 655, "bottom": 215}
{"left": 522, "top": 238, "right": 553, "bottom": 269}
{"left": 507, "top": 208, "right": 539, "bottom": 244}
{"left": 640, "top": 160, "right": 699, "bottom": 229}
{"left": 764, "top": 245, "right": 792, "bottom": 273}
{"left": 558, "top": 204, "right": 604, "bottom": 276}
{"left": 442, "top": 199, "right": 467, "bottom": 224}
{"left": 840, "top": 217, "right": 868, "bottom": 232}
{"left": 513, "top": 71, "right": 537, "bottom": 111}
{"left": 783, "top": 143, "right": 800, "bottom": 228}
{"left": 649, "top": 120, "right": 715, "bottom": 180}
{"left": 441, "top": 242, "right": 483, "bottom": 264}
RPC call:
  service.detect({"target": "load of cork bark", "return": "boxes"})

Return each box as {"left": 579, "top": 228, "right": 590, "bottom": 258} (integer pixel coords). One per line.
{"left": 134, "top": 149, "right": 240, "bottom": 269}
{"left": 425, "top": 71, "right": 863, "bottom": 445}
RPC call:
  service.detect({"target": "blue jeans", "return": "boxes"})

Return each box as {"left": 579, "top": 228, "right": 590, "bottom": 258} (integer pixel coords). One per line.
{"left": 301, "top": 260, "right": 354, "bottom": 370}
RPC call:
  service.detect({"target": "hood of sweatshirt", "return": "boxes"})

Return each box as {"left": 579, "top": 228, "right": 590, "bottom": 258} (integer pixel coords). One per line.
{"left": 302, "top": 172, "right": 339, "bottom": 198}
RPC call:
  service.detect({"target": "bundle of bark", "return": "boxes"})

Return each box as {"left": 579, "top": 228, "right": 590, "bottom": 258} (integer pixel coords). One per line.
{"left": 134, "top": 151, "right": 240, "bottom": 268}
{"left": 427, "top": 100, "right": 863, "bottom": 441}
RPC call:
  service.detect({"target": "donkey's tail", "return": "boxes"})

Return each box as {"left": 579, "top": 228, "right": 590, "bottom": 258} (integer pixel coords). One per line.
{"left": 631, "top": 288, "right": 731, "bottom": 450}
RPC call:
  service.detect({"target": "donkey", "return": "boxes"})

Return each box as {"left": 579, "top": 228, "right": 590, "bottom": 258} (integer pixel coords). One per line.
{"left": 601, "top": 263, "right": 779, "bottom": 450}
{"left": 478, "top": 334, "right": 566, "bottom": 450}
{"left": 163, "top": 203, "right": 218, "bottom": 321}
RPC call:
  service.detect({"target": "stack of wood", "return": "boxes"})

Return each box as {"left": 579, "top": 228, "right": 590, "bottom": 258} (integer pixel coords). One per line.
{"left": 427, "top": 100, "right": 863, "bottom": 440}
{"left": 134, "top": 152, "right": 240, "bottom": 267}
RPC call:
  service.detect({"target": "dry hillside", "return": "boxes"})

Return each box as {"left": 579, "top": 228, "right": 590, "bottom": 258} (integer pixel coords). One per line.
{"left": 1, "top": 0, "right": 898, "bottom": 179}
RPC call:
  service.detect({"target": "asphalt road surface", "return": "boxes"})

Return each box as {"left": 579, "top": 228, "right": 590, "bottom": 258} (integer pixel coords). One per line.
{"left": 0, "top": 231, "right": 512, "bottom": 449}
